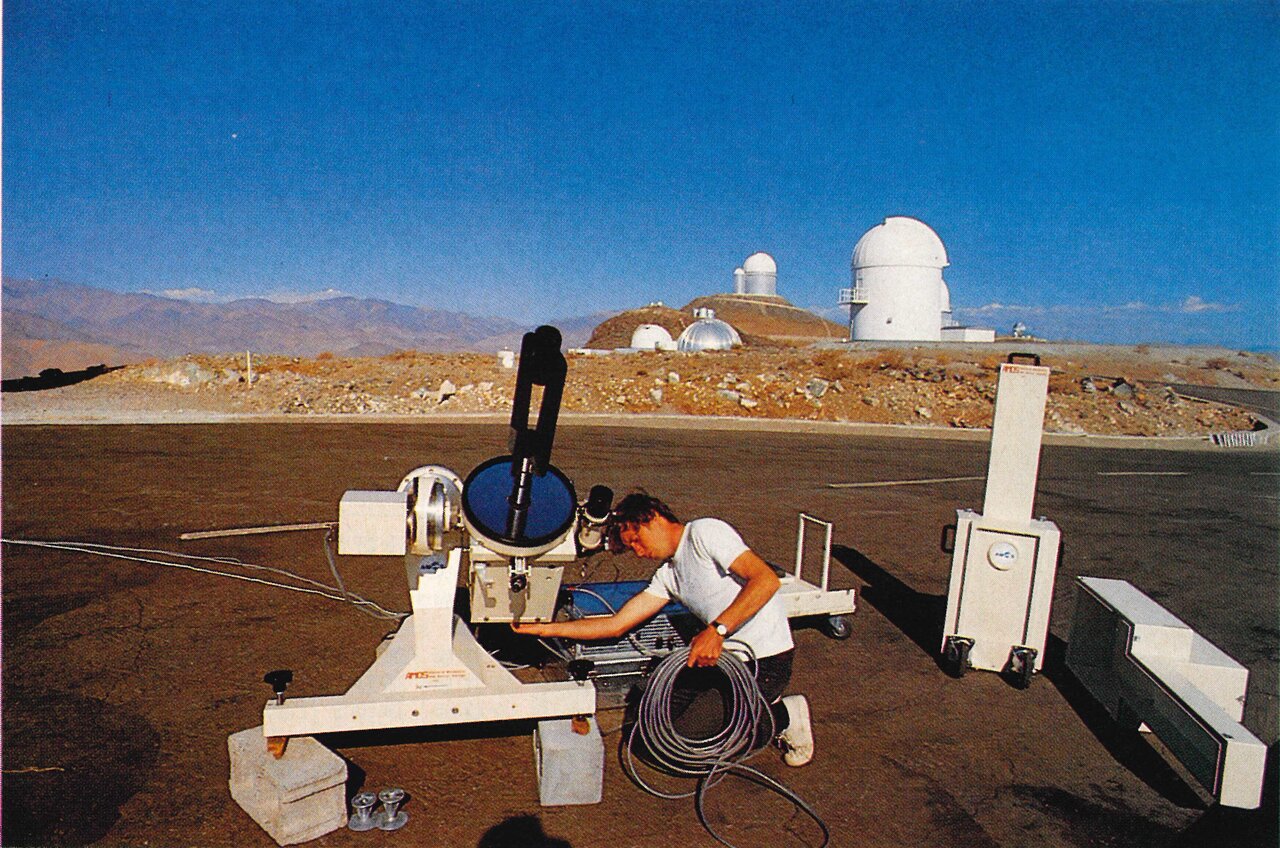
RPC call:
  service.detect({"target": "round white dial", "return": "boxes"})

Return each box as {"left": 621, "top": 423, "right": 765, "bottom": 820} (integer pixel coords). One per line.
{"left": 988, "top": 541, "right": 1018, "bottom": 570}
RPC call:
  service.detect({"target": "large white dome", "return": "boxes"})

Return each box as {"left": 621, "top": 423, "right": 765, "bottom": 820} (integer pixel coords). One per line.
{"left": 742, "top": 252, "right": 777, "bottom": 274}
{"left": 852, "top": 217, "right": 949, "bottom": 270}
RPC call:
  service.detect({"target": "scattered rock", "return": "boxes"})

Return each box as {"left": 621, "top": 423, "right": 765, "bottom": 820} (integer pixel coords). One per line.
{"left": 99, "top": 347, "right": 1267, "bottom": 436}
{"left": 143, "top": 362, "right": 216, "bottom": 387}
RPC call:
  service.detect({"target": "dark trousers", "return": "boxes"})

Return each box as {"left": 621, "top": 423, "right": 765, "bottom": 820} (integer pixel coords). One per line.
{"left": 664, "top": 649, "right": 794, "bottom": 746}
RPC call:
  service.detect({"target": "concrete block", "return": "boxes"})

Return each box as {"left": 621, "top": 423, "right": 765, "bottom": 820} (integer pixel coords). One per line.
{"left": 534, "top": 717, "right": 603, "bottom": 806}
{"left": 229, "top": 727, "right": 347, "bottom": 845}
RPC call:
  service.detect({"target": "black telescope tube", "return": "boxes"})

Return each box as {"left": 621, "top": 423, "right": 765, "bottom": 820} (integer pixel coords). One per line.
{"left": 505, "top": 326, "right": 567, "bottom": 541}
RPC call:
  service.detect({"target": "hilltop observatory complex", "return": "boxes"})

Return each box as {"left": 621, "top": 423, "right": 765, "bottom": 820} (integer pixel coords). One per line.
{"left": 841, "top": 216, "right": 993, "bottom": 343}
{"left": 733, "top": 252, "right": 778, "bottom": 297}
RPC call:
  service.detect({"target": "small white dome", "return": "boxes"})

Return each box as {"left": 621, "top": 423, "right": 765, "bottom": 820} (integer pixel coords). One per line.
{"left": 630, "top": 324, "right": 674, "bottom": 350}
{"left": 852, "top": 217, "right": 949, "bottom": 270}
{"left": 677, "top": 317, "right": 742, "bottom": 352}
{"left": 742, "top": 252, "right": 777, "bottom": 274}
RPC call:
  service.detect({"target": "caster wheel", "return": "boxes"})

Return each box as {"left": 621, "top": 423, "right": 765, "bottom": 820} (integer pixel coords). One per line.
{"left": 942, "top": 636, "right": 973, "bottom": 678}
{"left": 820, "top": 615, "right": 852, "bottom": 640}
{"left": 1009, "top": 646, "right": 1037, "bottom": 689}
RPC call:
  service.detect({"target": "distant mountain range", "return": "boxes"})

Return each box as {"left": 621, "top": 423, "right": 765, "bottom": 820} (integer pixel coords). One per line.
{"left": 1, "top": 278, "right": 609, "bottom": 377}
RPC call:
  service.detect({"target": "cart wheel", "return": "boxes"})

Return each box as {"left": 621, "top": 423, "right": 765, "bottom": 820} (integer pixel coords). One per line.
{"left": 1009, "top": 646, "right": 1037, "bottom": 689}
{"left": 820, "top": 615, "right": 852, "bottom": 640}
{"left": 942, "top": 636, "right": 973, "bottom": 678}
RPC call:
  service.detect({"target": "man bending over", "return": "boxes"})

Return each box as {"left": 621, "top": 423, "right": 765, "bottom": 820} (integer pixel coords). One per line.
{"left": 511, "top": 493, "right": 813, "bottom": 766}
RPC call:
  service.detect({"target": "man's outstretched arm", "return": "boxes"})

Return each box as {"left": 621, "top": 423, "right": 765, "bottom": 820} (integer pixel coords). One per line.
{"left": 511, "top": 589, "right": 668, "bottom": 641}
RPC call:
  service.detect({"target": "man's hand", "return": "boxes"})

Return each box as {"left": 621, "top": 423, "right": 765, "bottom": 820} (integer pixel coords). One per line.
{"left": 511, "top": 621, "right": 549, "bottom": 637}
{"left": 688, "top": 626, "right": 725, "bottom": 667}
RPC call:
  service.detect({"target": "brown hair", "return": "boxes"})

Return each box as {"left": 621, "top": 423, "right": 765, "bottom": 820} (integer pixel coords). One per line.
{"left": 607, "top": 492, "right": 679, "bottom": 551}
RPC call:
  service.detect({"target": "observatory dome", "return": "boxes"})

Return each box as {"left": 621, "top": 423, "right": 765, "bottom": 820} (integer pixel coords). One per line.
{"left": 852, "top": 217, "right": 949, "bottom": 270}
{"left": 737, "top": 251, "right": 778, "bottom": 297}
{"left": 629, "top": 324, "right": 675, "bottom": 351}
{"left": 677, "top": 310, "right": 742, "bottom": 352}
{"left": 742, "top": 252, "right": 777, "bottom": 274}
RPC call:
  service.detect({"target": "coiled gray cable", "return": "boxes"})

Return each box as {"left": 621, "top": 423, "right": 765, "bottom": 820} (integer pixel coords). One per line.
{"left": 623, "top": 645, "right": 830, "bottom": 848}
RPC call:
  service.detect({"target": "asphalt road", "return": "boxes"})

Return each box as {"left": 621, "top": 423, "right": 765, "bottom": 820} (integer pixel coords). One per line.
{"left": 1169, "top": 384, "right": 1280, "bottom": 422}
{"left": 2, "top": 422, "right": 1276, "bottom": 847}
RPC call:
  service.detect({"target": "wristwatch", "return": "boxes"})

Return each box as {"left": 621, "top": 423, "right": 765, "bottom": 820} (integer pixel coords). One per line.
{"left": 711, "top": 621, "right": 729, "bottom": 637}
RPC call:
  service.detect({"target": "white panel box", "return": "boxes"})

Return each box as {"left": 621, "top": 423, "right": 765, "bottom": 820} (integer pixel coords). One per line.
{"left": 942, "top": 509, "right": 1061, "bottom": 679}
{"left": 338, "top": 490, "right": 408, "bottom": 555}
{"left": 534, "top": 717, "right": 604, "bottom": 806}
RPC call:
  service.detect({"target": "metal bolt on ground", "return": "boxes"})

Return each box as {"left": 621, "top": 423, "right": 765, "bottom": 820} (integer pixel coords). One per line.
{"left": 347, "top": 792, "right": 379, "bottom": 832}
{"left": 376, "top": 788, "right": 408, "bottom": 831}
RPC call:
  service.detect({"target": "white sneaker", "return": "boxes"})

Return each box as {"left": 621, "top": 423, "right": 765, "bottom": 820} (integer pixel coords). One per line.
{"left": 778, "top": 694, "right": 814, "bottom": 767}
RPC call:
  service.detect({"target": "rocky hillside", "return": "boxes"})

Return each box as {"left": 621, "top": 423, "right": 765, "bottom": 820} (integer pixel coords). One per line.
{"left": 584, "top": 295, "right": 845, "bottom": 350}
{"left": 683, "top": 294, "right": 846, "bottom": 341}
{"left": 583, "top": 305, "right": 697, "bottom": 349}
{"left": 22, "top": 344, "right": 1271, "bottom": 438}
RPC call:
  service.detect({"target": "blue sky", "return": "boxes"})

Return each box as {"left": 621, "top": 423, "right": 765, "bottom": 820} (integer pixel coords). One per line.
{"left": 5, "top": 1, "right": 1278, "bottom": 347}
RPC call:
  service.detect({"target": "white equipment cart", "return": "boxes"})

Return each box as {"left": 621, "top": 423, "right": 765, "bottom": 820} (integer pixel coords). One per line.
{"left": 941, "top": 353, "right": 1062, "bottom": 688}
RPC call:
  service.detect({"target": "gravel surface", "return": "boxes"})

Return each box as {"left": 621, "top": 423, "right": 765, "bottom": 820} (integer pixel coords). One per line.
{"left": 3, "top": 344, "right": 1275, "bottom": 437}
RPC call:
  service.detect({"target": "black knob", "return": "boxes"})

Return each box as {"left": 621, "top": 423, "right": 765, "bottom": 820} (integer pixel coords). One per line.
{"left": 264, "top": 669, "right": 293, "bottom": 704}
{"left": 567, "top": 659, "right": 595, "bottom": 682}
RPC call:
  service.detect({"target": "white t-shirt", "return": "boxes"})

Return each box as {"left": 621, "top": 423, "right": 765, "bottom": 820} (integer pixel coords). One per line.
{"left": 644, "top": 518, "right": 794, "bottom": 660}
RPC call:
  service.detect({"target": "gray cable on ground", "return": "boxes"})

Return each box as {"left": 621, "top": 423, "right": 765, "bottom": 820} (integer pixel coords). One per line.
{"left": 322, "top": 526, "right": 351, "bottom": 603}
{"left": 623, "top": 645, "right": 830, "bottom": 848}
{"left": 1, "top": 538, "right": 407, "bottom": 621}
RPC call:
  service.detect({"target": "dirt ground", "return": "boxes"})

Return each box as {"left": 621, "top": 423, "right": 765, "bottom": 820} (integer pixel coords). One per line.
{"left": 4, "top": 342, "right": 1274, "bottom": 437}
{"left": 2, "top": 421, "right": 1276, "bottom": 847}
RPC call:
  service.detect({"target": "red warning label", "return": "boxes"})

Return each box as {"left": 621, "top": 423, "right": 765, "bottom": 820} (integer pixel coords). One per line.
{"left": 404, "top": 668, "right": 470, "bottom": 682}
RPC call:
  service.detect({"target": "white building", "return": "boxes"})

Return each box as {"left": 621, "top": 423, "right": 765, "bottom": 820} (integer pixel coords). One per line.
{"left": 841, "top": 216, "right": 992, "bottom": 342}
{"left": 733, "top": 252, "right": 777, "bottom": 297}
{"left": 629, "top": 324, "right": 676, "bottom": 351}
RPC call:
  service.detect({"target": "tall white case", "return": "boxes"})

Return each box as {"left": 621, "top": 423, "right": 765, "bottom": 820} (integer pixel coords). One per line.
{"left": 941, "top": 360, "right": 1061, "bottom": 686}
